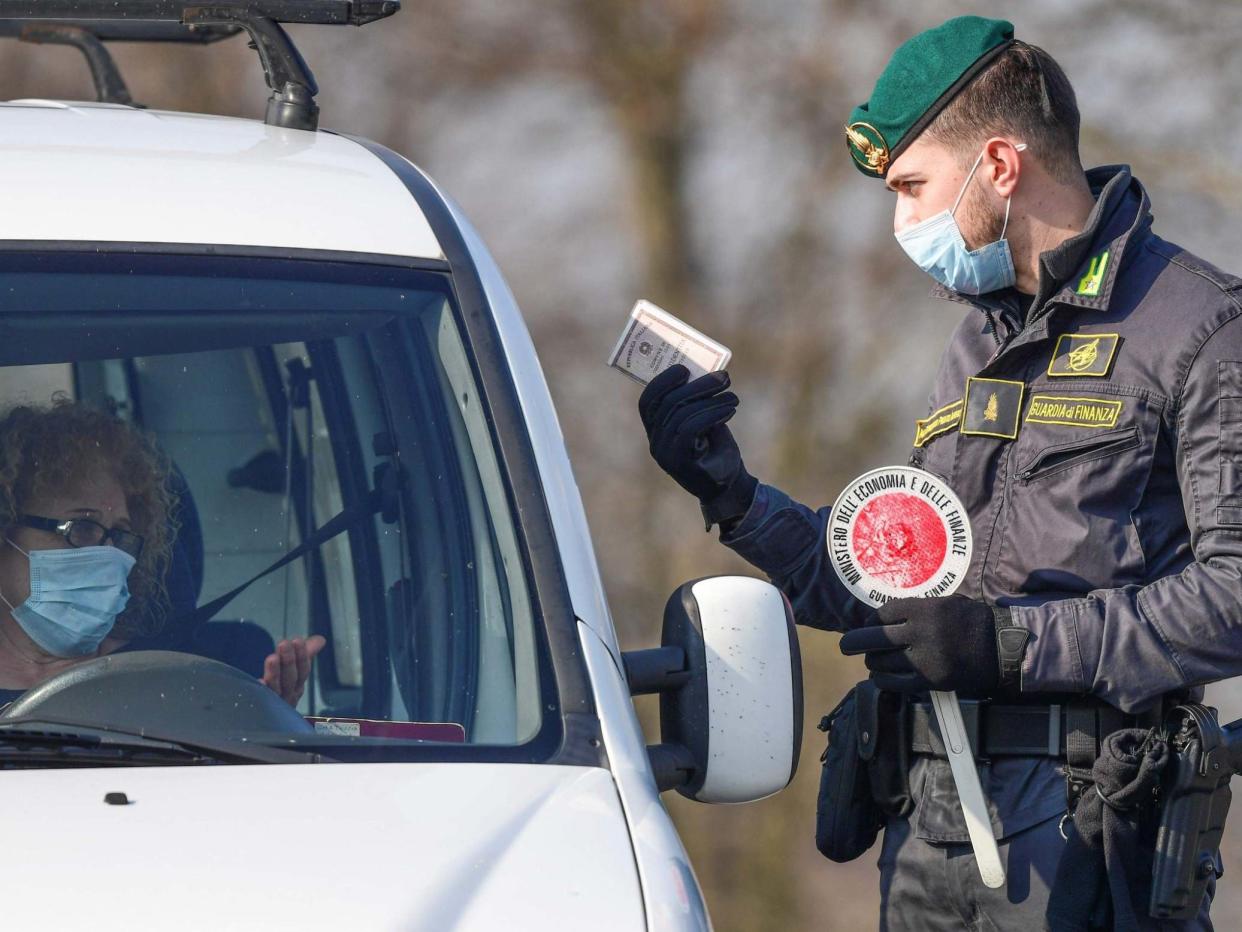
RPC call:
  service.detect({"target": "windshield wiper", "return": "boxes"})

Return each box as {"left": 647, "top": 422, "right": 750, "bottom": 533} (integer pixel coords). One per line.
{"left": 0, "top": 719, "right": 328, "bottom": 766}
{"left": 0, "top": 727, "right": 209, "bottom": 767}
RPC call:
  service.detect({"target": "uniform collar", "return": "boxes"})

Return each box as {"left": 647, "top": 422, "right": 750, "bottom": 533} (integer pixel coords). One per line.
{"left": 1045, "top": 165, "right": 1151, "bottom": 314}
{"left": 930, "top": 165, "right": 1152, "bottom": 318}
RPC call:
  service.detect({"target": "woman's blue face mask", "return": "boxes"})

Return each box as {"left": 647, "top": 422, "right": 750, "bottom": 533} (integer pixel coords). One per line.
{"left": 0, "top": 540, "right": 134, "bottom": 657}
{"left": 894, "top": 143, "right": 1027, "bottom": 295}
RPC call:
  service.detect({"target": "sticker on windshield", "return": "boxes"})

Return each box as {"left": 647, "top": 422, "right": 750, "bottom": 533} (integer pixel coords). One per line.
{"left": 306, "top": 717, "right": 466, "bottom": 743}
{"left": 827, "top": 466, "right": 972, "bottom": 606}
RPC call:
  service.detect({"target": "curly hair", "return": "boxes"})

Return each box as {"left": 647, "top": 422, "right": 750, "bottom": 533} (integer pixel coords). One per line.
{"left": 0, "top": 398, "right": 176, "bottom": 639}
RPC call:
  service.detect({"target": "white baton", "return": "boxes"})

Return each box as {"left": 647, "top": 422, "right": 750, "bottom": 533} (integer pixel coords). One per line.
{"left": 930, "top": 689, "right": 1005, "bottom": 888}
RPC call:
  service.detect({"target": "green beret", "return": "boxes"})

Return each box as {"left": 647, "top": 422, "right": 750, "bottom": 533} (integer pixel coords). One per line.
{"left": 845, "top": 16, "right": 1014, "bottom": 178}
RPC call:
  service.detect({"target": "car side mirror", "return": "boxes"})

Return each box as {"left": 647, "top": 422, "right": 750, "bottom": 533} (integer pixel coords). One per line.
{"left": 622, "top": 576, "right": 802, "bottom": 803}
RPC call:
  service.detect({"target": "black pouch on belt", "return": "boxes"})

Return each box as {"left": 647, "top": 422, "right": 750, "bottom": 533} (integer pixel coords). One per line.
{"left": 816, "top": 680, "right": 890, "bottom": 862}
{"left": 866, "top": 685, "right": 913, "bottom": 818}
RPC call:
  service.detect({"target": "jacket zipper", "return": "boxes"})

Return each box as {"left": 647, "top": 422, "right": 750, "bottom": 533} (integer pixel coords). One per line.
{"left": 983, "top": 307, "right": 1020, "bottom": 365}
{"left": 984, "top": 309, "right": 1001, "bottom": 347}
{"left": 1017, "top": 429, "right": 1140, "bottom": 482}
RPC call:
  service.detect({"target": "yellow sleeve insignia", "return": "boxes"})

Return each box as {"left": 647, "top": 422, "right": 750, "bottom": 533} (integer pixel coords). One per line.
{"left": 913, "top": 398, "right": 963, "bottom": 448}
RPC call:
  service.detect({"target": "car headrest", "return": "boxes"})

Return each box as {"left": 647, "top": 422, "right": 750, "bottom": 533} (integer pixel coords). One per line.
{"left": 124, "top": 465, "right": 203, "bottom": 652}
{"left": 165, "top": 465, "right": 204, "bottom": 615}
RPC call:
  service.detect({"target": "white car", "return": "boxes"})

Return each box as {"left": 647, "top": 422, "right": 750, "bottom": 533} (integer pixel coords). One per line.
{"left": 0, "top": 3, "right": 803, "bottom": 930}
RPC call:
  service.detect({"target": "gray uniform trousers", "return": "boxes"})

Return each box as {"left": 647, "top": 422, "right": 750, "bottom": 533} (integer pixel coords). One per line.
{"left": 877, "top": 811, "right": 1214, "bottom": 931}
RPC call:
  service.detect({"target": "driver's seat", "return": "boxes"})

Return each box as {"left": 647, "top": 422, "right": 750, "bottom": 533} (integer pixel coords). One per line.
{"left": 121, "top": 468, "right": 275, "bottom": 679}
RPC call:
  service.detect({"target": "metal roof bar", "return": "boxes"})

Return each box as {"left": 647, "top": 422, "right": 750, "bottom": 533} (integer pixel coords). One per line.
{"left": 0, "top": 19, "right": 242, "bottom": 106}
{"left": 15, "top": 23, "right": 135, "bottom": 105}
{"left": 0, "top": 2, "right": 400, "bottom": 129}
{"left": 0, "top": 20, "right": 241, "bottom": 43}
{"left": 0, "top": 2, "right": 398, "bottom": 27}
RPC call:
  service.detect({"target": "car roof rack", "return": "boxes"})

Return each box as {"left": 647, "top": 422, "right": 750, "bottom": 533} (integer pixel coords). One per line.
{"left": 0, "top": 1, "right": 400, "bottom": 130}
{"left": 0, "top": 20, "right": 241, "bottom": 107}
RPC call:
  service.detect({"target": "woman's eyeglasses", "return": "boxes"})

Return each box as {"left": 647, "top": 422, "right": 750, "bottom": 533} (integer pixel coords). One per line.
{"left": 16, "top": 514, "right": 145, "bottom": 559}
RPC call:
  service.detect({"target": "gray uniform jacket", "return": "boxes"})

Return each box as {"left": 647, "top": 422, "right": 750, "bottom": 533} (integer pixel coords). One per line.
{"left": 721, "top": 165, "right": 1242, "bottom": 841}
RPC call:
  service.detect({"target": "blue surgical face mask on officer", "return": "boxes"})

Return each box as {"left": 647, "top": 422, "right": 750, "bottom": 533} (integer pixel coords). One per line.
{"left": 0, "top": 540, "right": 135, "bottom": 657}
{"left": 894, "top": 143, "right": 1027, "bottom": 295}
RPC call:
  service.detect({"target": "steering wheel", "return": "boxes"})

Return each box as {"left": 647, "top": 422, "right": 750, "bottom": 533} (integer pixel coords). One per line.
{"left": 0, "top": 650, "right": 313, "bottom": 737}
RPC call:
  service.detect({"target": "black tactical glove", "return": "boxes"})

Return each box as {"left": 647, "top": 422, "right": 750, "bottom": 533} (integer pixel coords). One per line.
{"left": 638, "top": 365, "right": 757, "bottom": 529}
{"left": 838, "top": 595, "right": 1030, "bottom": 697}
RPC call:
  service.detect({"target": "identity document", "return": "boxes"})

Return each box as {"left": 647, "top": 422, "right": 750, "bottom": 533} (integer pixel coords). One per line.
{"left": 608, "top": 299, "right": 731, "bottom": 385}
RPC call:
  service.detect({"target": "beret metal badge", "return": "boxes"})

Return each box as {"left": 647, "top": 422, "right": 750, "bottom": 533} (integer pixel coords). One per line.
{"left": 844, "top": 121, "right": 890, "bottom": 176}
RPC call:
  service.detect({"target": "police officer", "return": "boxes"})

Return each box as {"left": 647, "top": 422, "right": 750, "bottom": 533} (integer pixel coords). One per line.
{"left": 638, "top": 15, "right": 1237, "bottom": 930}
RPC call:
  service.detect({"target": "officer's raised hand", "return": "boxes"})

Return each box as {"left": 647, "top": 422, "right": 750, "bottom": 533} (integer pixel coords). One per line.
{"left": 839, "top": 595, "right": 1029, "bottom": 697}
{"left": 638, "top": 364, "right": 757, "bottom": 529}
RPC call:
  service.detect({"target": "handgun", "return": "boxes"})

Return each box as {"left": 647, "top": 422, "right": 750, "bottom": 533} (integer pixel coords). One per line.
{"left": 1149, "top": 703, "right": 1242, "bottom": 919}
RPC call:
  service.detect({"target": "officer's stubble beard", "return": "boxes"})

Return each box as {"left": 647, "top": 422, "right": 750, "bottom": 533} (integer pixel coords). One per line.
{"left": 957, "top": 172, "right": 1009, "bottom": 254}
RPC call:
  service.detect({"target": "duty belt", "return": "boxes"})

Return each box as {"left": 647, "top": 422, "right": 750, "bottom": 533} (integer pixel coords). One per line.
{"left": 908, "top": 700, "right": 1159, "bottom": 759}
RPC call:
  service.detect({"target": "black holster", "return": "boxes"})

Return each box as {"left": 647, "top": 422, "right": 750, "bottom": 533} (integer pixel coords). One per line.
{"left": 815, "top": 680, "right": 912, "bottom": 862}
{"left": 1150, "top": 704, "right": 1233, "bottom": 920}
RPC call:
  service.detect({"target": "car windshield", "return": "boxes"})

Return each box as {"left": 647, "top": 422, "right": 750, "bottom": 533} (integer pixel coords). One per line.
{"left": 0, "top": 252, "right": 557, "bottom": 763}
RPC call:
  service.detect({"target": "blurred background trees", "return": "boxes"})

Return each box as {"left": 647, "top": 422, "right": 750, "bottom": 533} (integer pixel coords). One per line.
{"left": 4, "top": 0, "right": 1241, "bottom": 926}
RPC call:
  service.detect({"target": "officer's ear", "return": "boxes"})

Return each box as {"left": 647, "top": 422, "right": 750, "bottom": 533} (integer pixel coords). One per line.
{"left": 981, "top": 137, "right": 1025, "bottom": 199}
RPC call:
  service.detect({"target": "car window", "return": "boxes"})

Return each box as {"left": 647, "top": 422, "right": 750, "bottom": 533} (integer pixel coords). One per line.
{"left": 0, "top": 253, "right": 554, "bottom": 759}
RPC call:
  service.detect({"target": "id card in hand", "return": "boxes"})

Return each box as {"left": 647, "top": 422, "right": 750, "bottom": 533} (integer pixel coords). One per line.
{"left": 607, "top": 299, "right": 731, "bottom": 385}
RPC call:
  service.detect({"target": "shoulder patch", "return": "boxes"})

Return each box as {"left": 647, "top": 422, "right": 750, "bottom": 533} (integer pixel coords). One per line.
{"left": 1025, "top": 394, "right": 1123, "bottom": 428}
{"left": 961, "top": 377, "right": 1023, "bottom": 440}
{"left": 1048, "top": 332, "right": 1120, "bottom": 378}
{"left": 913, "top": 398, "right": 963, "bottom": 448}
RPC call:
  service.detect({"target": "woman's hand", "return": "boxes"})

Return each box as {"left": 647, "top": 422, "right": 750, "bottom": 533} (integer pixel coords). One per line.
{"left": 261, "top": 635, "right": 327, "bottom": 707}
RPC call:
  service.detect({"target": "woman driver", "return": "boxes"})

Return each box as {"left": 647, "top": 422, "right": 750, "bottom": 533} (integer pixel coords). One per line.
{"left": 0, "top": 399, "right": 322, "bottom": 705}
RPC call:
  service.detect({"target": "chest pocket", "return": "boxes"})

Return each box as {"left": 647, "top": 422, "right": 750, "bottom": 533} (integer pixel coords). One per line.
{"left": 1015, "top": 426, "right": 1140, "bottom": 483}
{"left": 993, "top": 387, "right": 1162, "bottom": 596}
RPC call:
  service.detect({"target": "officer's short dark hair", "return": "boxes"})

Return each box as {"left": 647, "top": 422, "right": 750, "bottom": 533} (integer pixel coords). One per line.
{"left": 925, "top": 40, "right": 1085, "bottom": 184}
